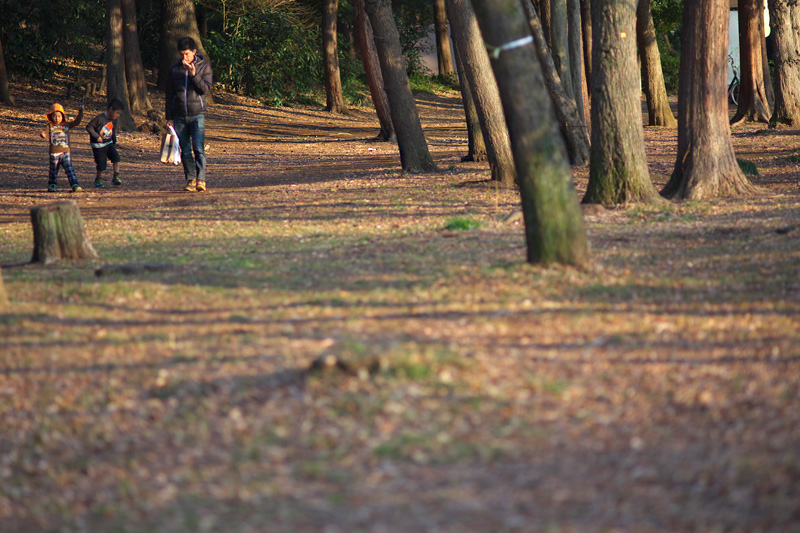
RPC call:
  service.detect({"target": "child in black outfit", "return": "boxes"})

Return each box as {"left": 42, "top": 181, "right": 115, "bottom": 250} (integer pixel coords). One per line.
{"left": 86, "top": 98, "right": 124, "bottom": 187}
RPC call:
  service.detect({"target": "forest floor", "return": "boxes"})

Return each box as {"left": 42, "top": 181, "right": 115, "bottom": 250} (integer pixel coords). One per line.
{"left": 1, "top": 67, "right": 800, "bottom": 532}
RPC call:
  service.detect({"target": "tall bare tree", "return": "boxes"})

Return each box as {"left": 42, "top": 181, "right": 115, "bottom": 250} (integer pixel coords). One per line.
{"left": 447, "top": 0, "right": 516, "bottom": 187}
{"left": 521, "top": 0, "right": 590, "bottom": 165}
{"left": 637, "top": 0, "right": 676, "bottom": 127}
{"left": 768, "top": 0, "right": 800, "bottom": 127}
{"left": 662, "top": 0, "right": 754, "bottom": 200}
{"left": 354, "top": 0, "right": 393, "bottom": 140}
{"left": 365, "top": 0, "right": 434, "bottom": 171}
{"left": 106, "top": 0, "right": 136, "bottom": 130}
{"left": 584, "top": 0, "right": 660, "bottom": 205}
{"left": 121, "top": 0, "right": 152, "bottom": 114}
{"left": 567, "top": 0, "right": 585, "bottom": 123}
{"left": 452, "top": 41, "right": 487, "bottom": 162}
{"left": 323, "top": 0, "right": 347, "bottom": 113}
{"left": 0, "top": 37, "right": 12, "bottom": 105}
{"left": 433, "top": 0, "right": 455, "bottom": 76}
{"left": 732, "top": 0, "right": 771, "bottom": 125}
{"left": 579, "top": 0, "right": 592, "bottom": 89}
{"left": 550, "top": 0, "right": 575, "bottom": 104}
{"left": 472, "top": 0, "right": 589, "bottom": 267}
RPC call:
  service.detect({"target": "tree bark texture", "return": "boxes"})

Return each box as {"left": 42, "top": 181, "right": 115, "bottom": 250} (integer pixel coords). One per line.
{"left": 434, "top": 0, "right": 455, "bottom": 76}
{"left": 355, "top": 0, "right": 394, "bottom": 141}
{"left": 761, "top": 20, "right": 775, "bottom": 109}
{"left": 472, "top": 0, "right": 589, "bottom": 267}
{"left": 521, "top": 0, "right": 590, "bottom": 165}
{"left": 365, "top": 0, "right": 435, "bottom": 172}
{"left": 637, "top": 0, "right": 676, "bottom": 127}
{"left": 30, "top": 202, "right": 100, "bottom": 264}
{"left": 579, "top": 0, "right": 592, "bottom": 89}
{"left": 550, "top": 0, "right": 575, "bottom": 103}
{"left": 453, "top": 40, "right": 487, "bottom": 161}
{"left": 158, "top": 0, "right": 210, "bottom": 93}
{"left": 106, "top": 0, "right": 137, "bottom": 130}
{"left": 585, "top": 0, "right": 661, "bottom": 205}
{"left": 0, "top": 38, "right": 12, "bottom": 105}
{"left": 567, "top": 0, "right": 585, "bottom": 125}
{"left": 732, "top": 0, "right": 771, "bottom": 125}
{"left": 662, "top": 0, "right": 754, "bottom": 200}
{"left": 446, "top": 0, "right": 516, "bottom": 186}
{"left": 768, "top": 0, "right": 800, "bottom": 126}
{"left": 323, "top": 0, "right": 347, "bottom": 113}
{"left": 121, "top": 0, "right": 152, "bottom": 114}
{"left": 539, "top": 0, "right": 553, "bottom": 50}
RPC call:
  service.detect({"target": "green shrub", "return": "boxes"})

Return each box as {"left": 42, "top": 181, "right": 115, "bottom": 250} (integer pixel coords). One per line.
{"left": 444, "top": 217, "right": 482, "bottom": 231}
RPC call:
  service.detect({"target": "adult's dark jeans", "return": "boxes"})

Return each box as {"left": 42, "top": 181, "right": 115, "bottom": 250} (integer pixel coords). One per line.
{"left": 173, "top": 114, "right": 206, "bottom": 182}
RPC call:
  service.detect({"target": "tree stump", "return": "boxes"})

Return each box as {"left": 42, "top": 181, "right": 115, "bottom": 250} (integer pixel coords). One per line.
{"left": 31, "top": 201, "right": 99, "bottom": 264}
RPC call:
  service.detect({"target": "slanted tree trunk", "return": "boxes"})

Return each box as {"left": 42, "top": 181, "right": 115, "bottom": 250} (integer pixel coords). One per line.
{"left": 106, "top": 0, "right": 137, "bottom": 130}
{"left": 637, "top": 0, "right": 676, "bottom": 127}
{"left": 434, "top": 0, "right": 455, "bottom": 76}
{"left": 453, "top": 40, "right": 487, "bottom": 162}
{"left": 158, "top": 0, "right": 210, "bottom": 93}
{"left": 768, "top": 0, "right": 800, "bottom": 127}
{"left": 732, "top": 0, "right": 771, "bottom": 125}
{"left": 355, "top": 0, "right": 394, "bottom": 141}
{"left": 446, "top": 0, "right": 516, "bottom": 186}
{"left": 31, "top": 202, "right": 100, "bottom": 264}
{"left": 521, "top": 0, "right": 590, "bottom": 165}
{"left": 567, "top": 0, "right": 585, "bottom": 125}
{"left": 539, "top": 0, "right": 553, "bottom": 50}
{"left": 551, "top": 0, "right": 575, "bottom": 103}
{"left": 365, "top": 0, "right": 435, "bottom": 172}
{"left": 0, "top": 38, "right": 12, "bottom": 105}
{"left": 584, "top": 0, "right": 661, "bottom": 205}
{"left": 472, "top": 0, "right": 589, "bottom": 267}
{"left": 323, "top": 0, "right": 347, "bottom": 113}
{"left": 121, "top": 0, "right": 152, "bottom": 114}
{"left": 662, "top": 0, "right": 755, "bottom": 200}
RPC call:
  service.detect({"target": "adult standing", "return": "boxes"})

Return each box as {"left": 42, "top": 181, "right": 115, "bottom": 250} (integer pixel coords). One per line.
{"left": 165, "top": 37, "right": 213, "bottom": 192}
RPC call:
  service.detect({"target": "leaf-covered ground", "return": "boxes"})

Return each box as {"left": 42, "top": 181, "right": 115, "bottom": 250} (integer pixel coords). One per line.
{"left": 1, "top": 70, "right": 800, "bottom": 532}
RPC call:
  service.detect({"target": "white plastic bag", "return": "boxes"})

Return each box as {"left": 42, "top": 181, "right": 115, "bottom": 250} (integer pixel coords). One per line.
{"left": 160, "top": 126, "right": 182, "bottom": 165}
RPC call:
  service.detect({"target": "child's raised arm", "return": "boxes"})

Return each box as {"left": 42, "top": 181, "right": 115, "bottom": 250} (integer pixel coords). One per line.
{"left": 68, "top": 106, "right": 84, "bottom": 128}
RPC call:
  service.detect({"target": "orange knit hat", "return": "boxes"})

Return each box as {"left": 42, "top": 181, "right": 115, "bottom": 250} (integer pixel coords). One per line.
{"left": 46, "top": 103, "right": 66, "bottom": 123}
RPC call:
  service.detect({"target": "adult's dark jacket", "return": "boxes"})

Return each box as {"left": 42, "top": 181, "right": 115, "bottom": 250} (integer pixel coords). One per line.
{"left": 165, "top": 54, "right": 212, "bottom": 121}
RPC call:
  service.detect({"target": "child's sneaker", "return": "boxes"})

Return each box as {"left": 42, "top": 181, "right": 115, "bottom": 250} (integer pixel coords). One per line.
{"left": 47, "top": 183, "right": 57, "bottom": 193}
{"left": 94, "top": 178, "right": 105, "bottom": 188}
{"left": 71, "top": 185, "right": 84, "bottom": 193}
{"left": 184, "top": 179, "right": 197, "bottom": 192}
{"left": 112, "top": 174, "right": 122, "bottom": 186}
{"left": 196, "top": 180, "right": 206, "bottom": 192}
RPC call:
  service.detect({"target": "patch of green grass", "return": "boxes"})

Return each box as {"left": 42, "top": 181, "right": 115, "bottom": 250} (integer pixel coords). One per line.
{"left": 444, "top": 217, "right": 482, "bottom": 231}
{"left": 409, "top": 73, "right": 459, "bottom": 95}
{"left": 737, "top": 158, "right": 759, "bottom": 176}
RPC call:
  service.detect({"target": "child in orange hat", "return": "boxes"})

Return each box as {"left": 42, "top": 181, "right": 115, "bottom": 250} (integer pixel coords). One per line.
{"left": 40, "top": 102, "right": 84, "bottom": 192}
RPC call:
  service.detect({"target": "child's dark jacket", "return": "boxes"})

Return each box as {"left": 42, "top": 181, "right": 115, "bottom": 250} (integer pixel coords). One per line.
{"left": 86, "top": 113, "right": 118, "bottom": 148}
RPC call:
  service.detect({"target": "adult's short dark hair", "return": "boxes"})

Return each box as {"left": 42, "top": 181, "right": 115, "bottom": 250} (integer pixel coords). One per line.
{"left": 177, "top": 37, "right": 197, "bottom": 51}
{"left": 107, "top": 98, "right": 126, "bottom": 111}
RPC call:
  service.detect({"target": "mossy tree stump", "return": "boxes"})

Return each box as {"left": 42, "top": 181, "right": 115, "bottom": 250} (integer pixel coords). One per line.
{"left": 31, "top": 201, "right": 99, "bottom": 264}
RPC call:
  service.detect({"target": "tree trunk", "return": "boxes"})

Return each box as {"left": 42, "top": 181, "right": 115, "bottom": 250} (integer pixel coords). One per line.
{"left": 158, "top": 0, "right": 210, "bottom": 94}
{"left": 732, "top": 0, "right": 771, "bottom": 125}
{"left": 0, "top": 266, "right": 8, "bottom": 309}
{"left": 539, "top": 0, "right": 553, "bottom": 50}
{"left": 446, "top": 0, "right": 516, "bottom": 186}
{"left": 0, "top": 37, "right": 12, "bottom": 105}
{"left": 365, "top": 0, "right": 435, "bottom": 172}
{"left": 31, "top": 202, "right": 100, "bottom": 264}
{"left": 521, "top": 0, "right": 590, "bottom": 165}
{"left": 323, "top": 0, "right": 347, "bottom": 113}
{"left": 661, "top": 0, "right": 755, "bottom": 200}
{"left": 434, "top": 0, "right": 455, "bottom": 76}
{"left": 121, "top": 0, "right": 152, "bottom": 115}
{"left": 453, "top": 40, "right": 487, "bottom": 162}
{"left": 550, "top": 0, "right": 575, "bottom": 103}
{"left": 354, "top": 0, "right": 394, "bottom": 141}
{"left": 637, "top": 0, "right": 676, "bottom": 127}
{"left": 584, "top": 0, "right": 661, "bottom": 205}
{"left": 579, "top": 0, "right": 592, "bottom": 89}
{"left": 471, "top": 0, "right": 589, "bottom": 267}
{"left": 106, "top": 0, "right": 137, "bottom": 130}
{"left": 761, "top": 19, "right": 774, "bottom": 109}
{"left": 768, "top": 0, "right": 800, "bottom": 127}
{"left": 567, "top": 0, "right": 585, "bottom": 125}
